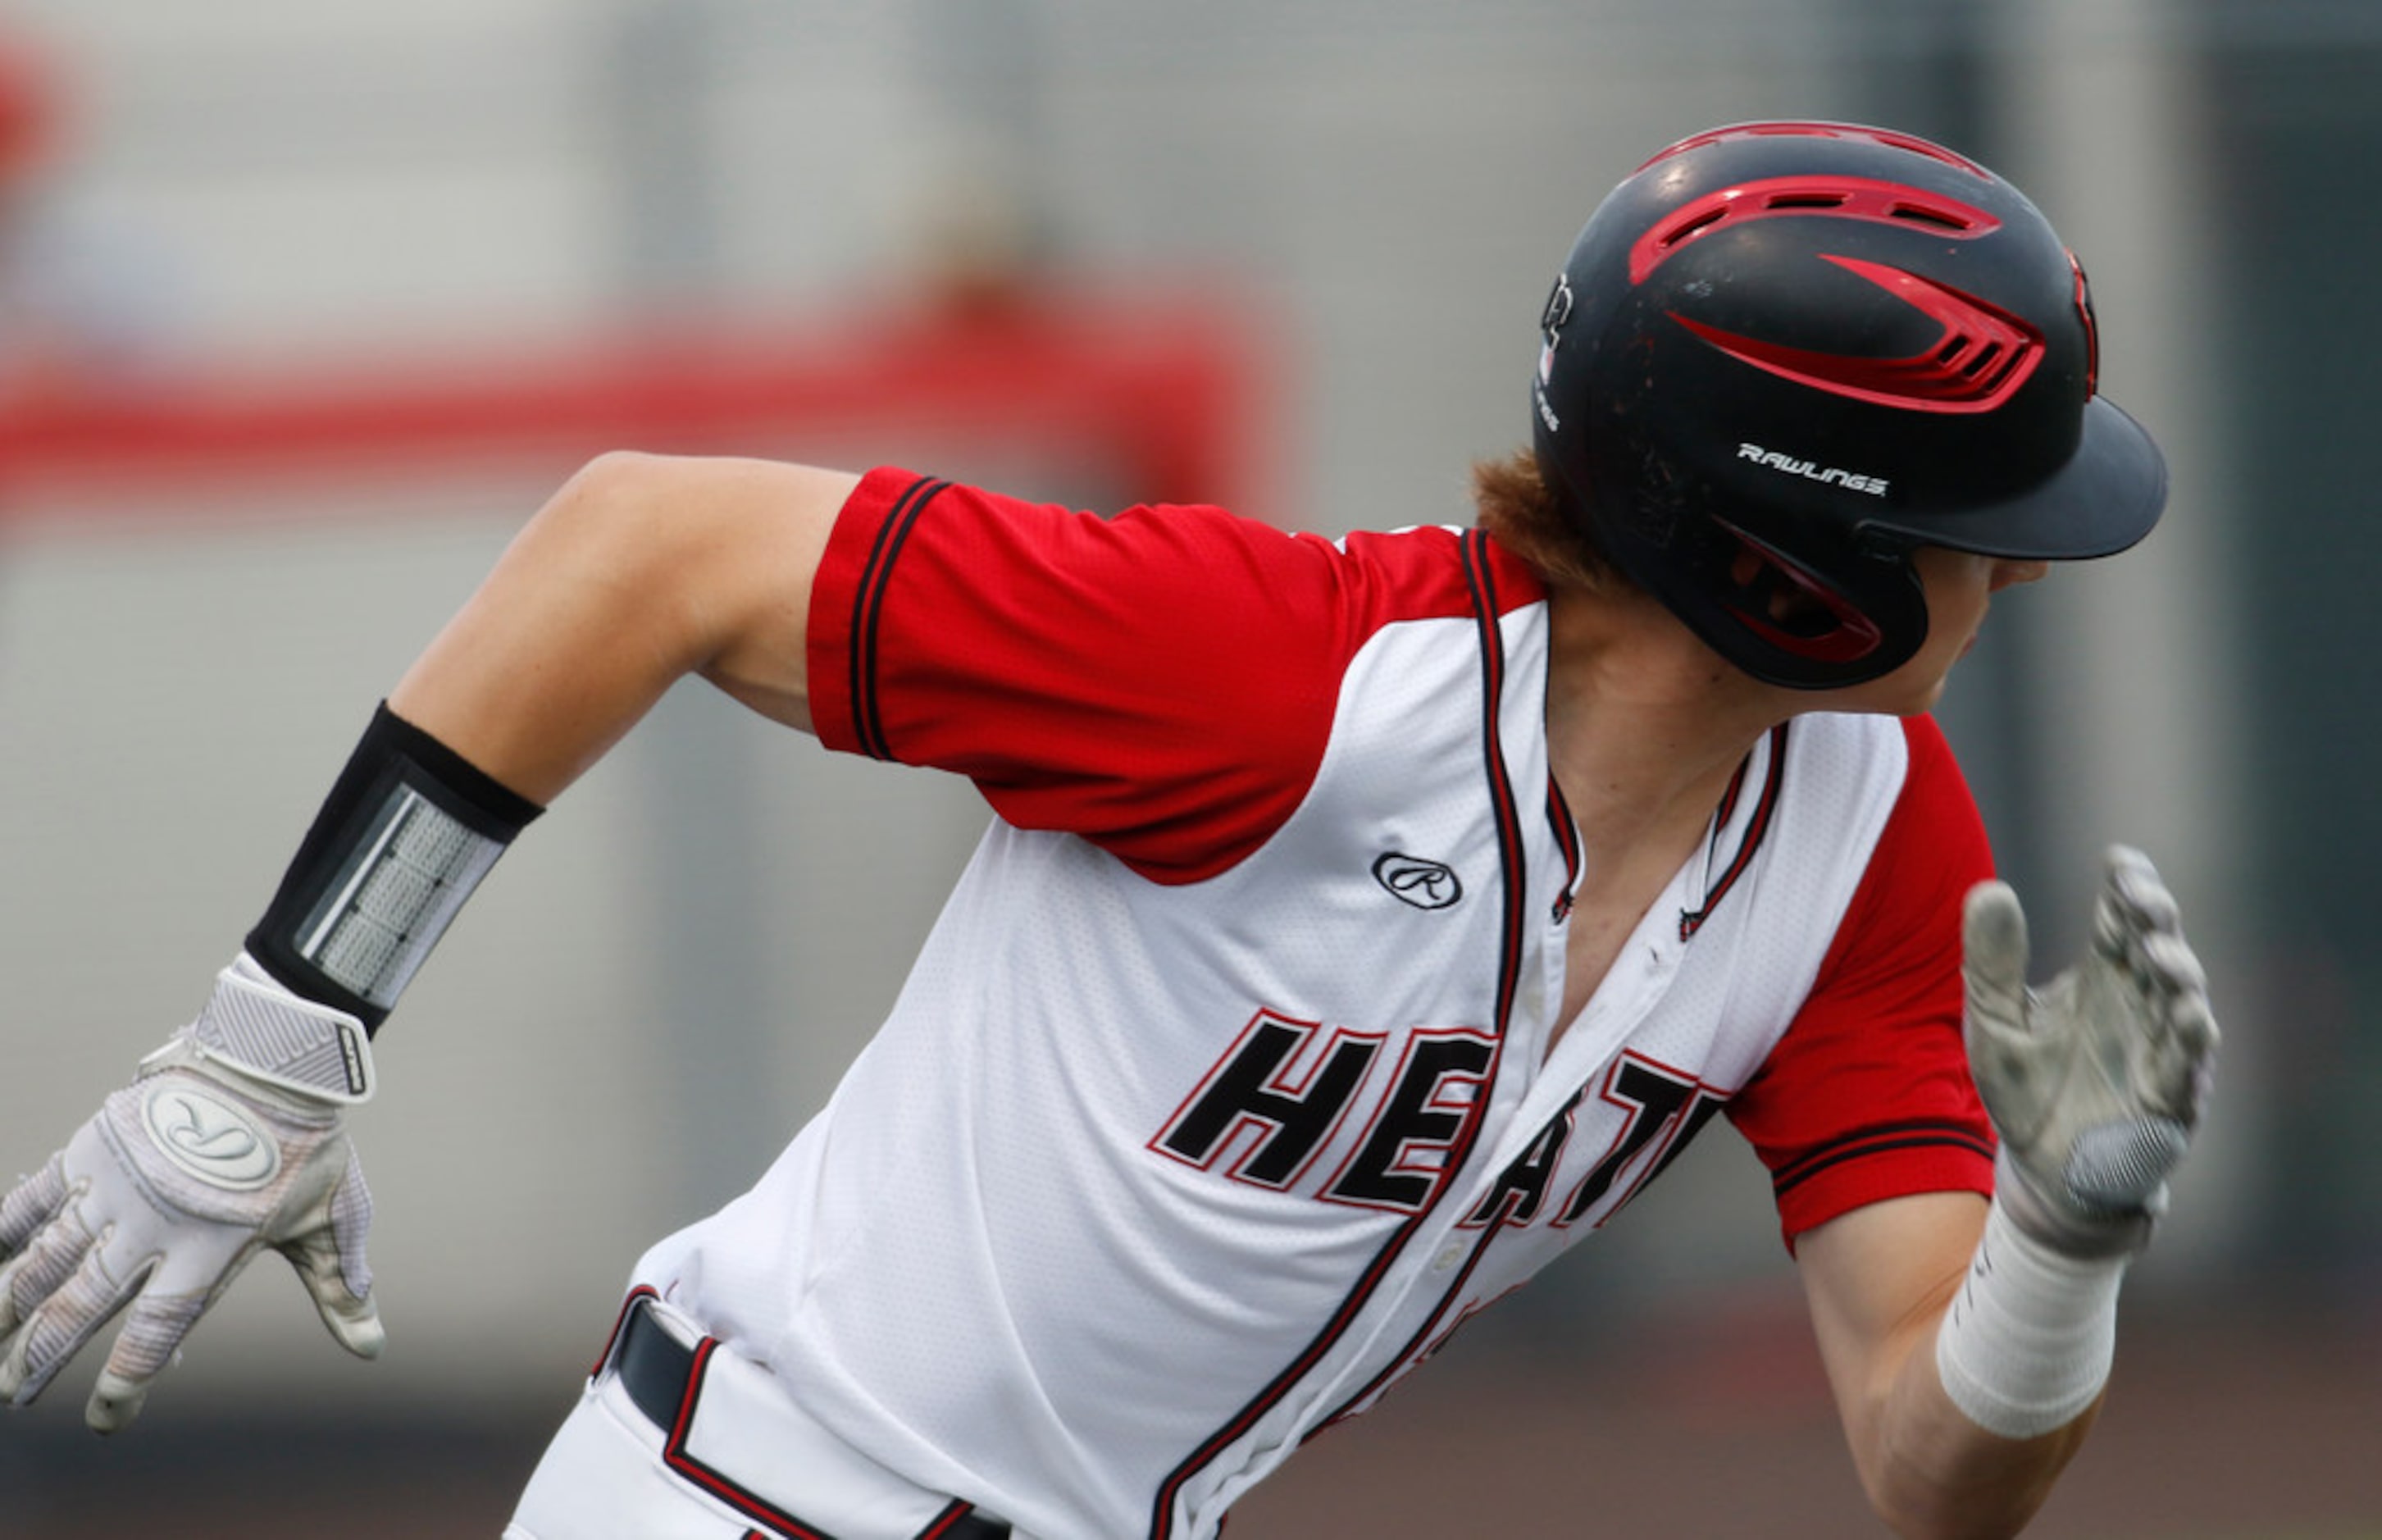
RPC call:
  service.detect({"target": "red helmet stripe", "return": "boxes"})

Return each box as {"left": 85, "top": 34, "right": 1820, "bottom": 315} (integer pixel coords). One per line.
{"left": 1628, "top": 175, "right": 2001, "bottom": 285}
{"left": 1671, "top": 256, "right": 2044, "bottom": 414}
{"left": 2068, "top": 250, "right": 2102, "bottom": 399}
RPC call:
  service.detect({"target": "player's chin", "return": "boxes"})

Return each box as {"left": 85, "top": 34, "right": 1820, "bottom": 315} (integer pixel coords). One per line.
{"left": 1823, "top": 659, "right": 1956, "bottom": 718}
{"left": 1898, "top": 663, "right": 1958, "bottom": 713}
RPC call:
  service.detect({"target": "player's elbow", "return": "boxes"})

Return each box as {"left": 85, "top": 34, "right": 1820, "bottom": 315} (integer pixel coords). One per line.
{"left": 530, "top": 450, "right": 795, "bottom": 662}
{"left": 526, "top": 451, "right": 854, "bottom": 727}
{"left": 547, "top": 449, "right": 697, "bottom": 563}
{"left": 537, "top": 449, "right": 696, "bottom": 575}
{"left": 517, "top": 451, "right": 700, "bottom": 645}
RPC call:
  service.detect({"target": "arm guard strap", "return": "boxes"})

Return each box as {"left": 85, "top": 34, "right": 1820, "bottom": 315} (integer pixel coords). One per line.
{"left": 246, "top": 703, "right": 543, "bottom": 1032}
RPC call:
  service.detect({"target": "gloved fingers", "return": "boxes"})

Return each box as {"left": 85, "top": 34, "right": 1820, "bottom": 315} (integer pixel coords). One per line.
{"left": 275, "top": 1159, "right": 383, "bottom": 1361}
{"left": 0, "top": 1200, "right": 99, "bottom": 1355}
{"left": 87, "top": 1289, "right": 212, "bottom": 1433}
{"left": 0, "top": 1232, "right": 146, "bottom": 1409}
{"left": 2142, "top": 986, "right": 2220, "bottom": 1125}
{"left": 2094, "top": 849, "right": 2220, "bottom": 1118}
{"left": 1961, "top": 879, "right": 2033, "bottom": 1030}
{"left": 2138, "top": 930, "right": 2207, "bottom": 999}
{"left": 0, "top": 1155, "right": 71, "bottom": 1262}
{"left": 2097, "top": 845, "right": 2180, "bottom": 945}
{"left": 2096, "top": 847, "right": 2199, "bottom": 1003}
{"left": 276, "top": 1231, "right": 385, "bottom": 1361}
{"left": 2138, "top": 928, "right": 2216, "bottom": 1070}
{"left": 2169, "top": 988, "right": 2220, "bottom": 1060}
{"left": 1963, "top": 880, "right": 2061, "bottom": 1146}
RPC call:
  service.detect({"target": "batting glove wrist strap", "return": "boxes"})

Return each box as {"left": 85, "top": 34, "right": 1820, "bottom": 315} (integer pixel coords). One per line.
{"left": 171, "top": 954, "right": 376, "bottom": 1107}
{"left": 1961, "top": 846, "right": 2219, "bottom": 1261}
{"left": 1934, "top": 1194, "right": 2125, "bottom": 1440}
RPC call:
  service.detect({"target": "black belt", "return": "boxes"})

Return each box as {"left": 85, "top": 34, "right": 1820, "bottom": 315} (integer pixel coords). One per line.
{"left": 614, "top": 1301, "right": 1012, "bottom": 1540}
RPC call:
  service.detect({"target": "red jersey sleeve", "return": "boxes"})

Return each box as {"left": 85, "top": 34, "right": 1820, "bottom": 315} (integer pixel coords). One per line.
{"left": 1726, "top": 715, "right": 1998, "bottom": 1250}
{"left": 805, "top": 468, "right": 1486, "bottom": 883}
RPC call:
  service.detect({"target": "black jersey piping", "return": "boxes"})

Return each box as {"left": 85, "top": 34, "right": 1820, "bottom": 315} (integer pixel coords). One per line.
{"left": 1544, "top": 777, "right": 1581, "bottom": 923}
{"left": 1306, "top": 541, "right": 1536, "bottom": 1426}
{"left": 1712, "top": 749, "right": 1751, "bottom": 829}
{"left": 849, "top": 476, "right": 952, "bottom": 762}
{"left": 1307, "top": 1188, "right": 1507, "bottom": 1436}
{"left": 1770, "top": 1117, "right": 1997, "bottom": 1196}
{"left": 1142, "top": 530, "right": 1530, "bottom": 1540}
{"left": 1679, "top": 722, "right": 1790, "bottom": 941}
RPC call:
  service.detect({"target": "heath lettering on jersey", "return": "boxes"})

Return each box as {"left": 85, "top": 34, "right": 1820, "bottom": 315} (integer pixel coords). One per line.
{"left": 1150, "top": 1023, "right": 1732, "bottom": 1234}
{"left": 1151, "top": 1013, "right": 1495, "bottom": 1214}
{"left": 1464, "top": 1050, "right": 1729, "bottom": 1232}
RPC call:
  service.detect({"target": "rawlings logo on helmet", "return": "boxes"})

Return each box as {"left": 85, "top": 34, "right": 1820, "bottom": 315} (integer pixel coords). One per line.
{"left": 1735, "top": 443, "right": 1888, "bottom": 496}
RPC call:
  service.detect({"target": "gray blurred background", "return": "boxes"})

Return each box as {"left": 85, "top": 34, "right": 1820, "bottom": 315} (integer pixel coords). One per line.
{"left": 0, "top": 0, "right": 2375, "bottom": 1534}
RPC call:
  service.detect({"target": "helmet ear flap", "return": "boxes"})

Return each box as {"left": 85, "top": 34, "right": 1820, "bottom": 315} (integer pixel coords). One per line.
{"left": 1667, "top": 514, "right": 1930, "bottom": 688}
{"left": 1714, "top": 520, "right": 1886, "bottom": 661}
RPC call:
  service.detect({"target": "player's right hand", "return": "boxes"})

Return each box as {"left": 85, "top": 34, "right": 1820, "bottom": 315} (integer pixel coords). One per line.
{"left": 0, "top": 959, "right": 383, "bottom": 1433}
{"left": 1961, "top": 845, "right": 2220, "bottom": 1260}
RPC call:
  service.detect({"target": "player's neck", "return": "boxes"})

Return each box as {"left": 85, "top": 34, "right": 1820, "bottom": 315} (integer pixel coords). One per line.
{"left": 1539, "top": 581, "right": 1790, "bottom": 862}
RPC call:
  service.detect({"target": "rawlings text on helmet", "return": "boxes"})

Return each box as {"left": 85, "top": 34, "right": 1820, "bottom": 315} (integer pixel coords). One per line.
{"left": 1735, "top": 444, "right": 1888, "bottom": 497}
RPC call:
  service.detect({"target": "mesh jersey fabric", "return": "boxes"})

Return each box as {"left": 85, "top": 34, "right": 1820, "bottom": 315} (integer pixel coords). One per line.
{"left": 631, "top": 469, "right": 1994, "bottom": 1540}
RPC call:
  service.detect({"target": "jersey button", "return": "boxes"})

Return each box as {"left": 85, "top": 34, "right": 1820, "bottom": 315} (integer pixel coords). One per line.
{"left": 1432, "top": 1242, "right": 1465, "bottom": 1272}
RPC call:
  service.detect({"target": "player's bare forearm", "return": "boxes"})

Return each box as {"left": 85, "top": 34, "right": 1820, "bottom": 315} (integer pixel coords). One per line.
{"left": 389, "top": 452, "right": 856, "bottom": 803}
{"left": 1856, "top": 1314, "right": 2095, "bottom": 1538}
{"left": 1798, "top": 1193, "right": 2090, "bottom": 1539}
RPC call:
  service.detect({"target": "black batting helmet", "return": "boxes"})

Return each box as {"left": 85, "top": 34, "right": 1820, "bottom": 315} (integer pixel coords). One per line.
{"left": 1530, "top": 121, "right": 2166, "bottom": 688}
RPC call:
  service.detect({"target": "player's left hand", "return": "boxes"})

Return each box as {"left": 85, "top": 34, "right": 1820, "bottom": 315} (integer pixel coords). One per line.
{"left": 0, "top": 961, "right": 384, "bottom": 1433}
{"left": 1961, "top": 845, "right": 2219, "bottom": 1259}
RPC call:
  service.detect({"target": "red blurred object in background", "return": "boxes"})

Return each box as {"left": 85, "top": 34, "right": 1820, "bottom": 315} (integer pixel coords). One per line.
{"left": 0, "top": 35, "right": 61, "bottom": 187}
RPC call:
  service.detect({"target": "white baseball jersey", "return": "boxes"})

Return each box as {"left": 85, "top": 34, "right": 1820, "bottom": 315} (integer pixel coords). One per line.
{"left": 631, "top": 470, "right": 1997, "bottom": 1540}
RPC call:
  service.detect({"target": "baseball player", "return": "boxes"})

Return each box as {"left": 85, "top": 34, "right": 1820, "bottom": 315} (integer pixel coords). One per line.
{"left": 0, "top": 121, "right": 2216, "bottom": 1540}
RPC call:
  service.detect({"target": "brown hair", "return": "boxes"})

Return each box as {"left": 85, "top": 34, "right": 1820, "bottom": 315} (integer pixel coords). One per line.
{"left": 1469, "top": 447, "right": 1629, "bottom": 592}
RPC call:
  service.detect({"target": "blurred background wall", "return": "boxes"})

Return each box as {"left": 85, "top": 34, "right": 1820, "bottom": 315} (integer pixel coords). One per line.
{"left": 0, "top": 1, "right": 2375, "bottom": 1534}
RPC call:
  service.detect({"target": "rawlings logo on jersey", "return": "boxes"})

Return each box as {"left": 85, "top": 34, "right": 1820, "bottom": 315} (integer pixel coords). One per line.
{"left": 1372, "top": 852, "right": 1464, "bottom": 910}
{"left": 1150, "top": 1013, "right": 1495, "bottom": 1214}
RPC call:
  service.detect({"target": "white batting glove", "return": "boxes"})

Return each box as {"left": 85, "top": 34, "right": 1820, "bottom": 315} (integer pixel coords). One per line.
{"left": 1962, "top": 845, "right": 2220, "bottom": 1260}
{"left": 0, "top": 956, "right": 383, "bottom": 1433}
